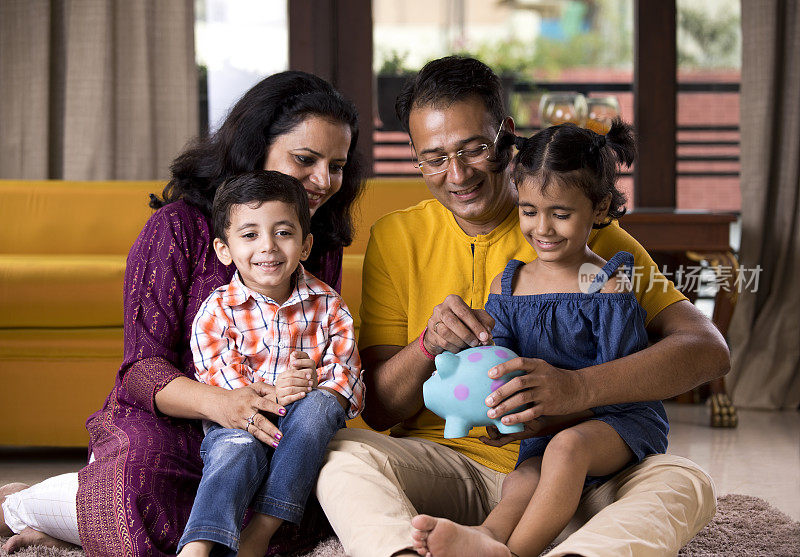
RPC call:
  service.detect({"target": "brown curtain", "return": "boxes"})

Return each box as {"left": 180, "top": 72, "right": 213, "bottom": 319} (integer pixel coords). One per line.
{"left": 727, "top": 0, "right": 800, "bottom": 410}
{"left": 0, "top": 0, "right": 197, "bottom": 180}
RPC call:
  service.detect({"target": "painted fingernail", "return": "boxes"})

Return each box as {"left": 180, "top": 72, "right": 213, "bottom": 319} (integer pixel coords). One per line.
{"left": 488, "top": 410, "right": 496, "bottom": 418}
{"left": 486, "top": 396, "right": 494, "bottom": 405}
{"left": 502, "top": 417, "right": 510, "bottom": 424}
{"left": 272, "top": 441, "right": 279, "bottom": 448}
{"left": 278, "top": 408, "right": 286, "bottom": 416}
{"left": 489, "top": 369, "right": 498, "bottom": 378}
{"left": 479, "top": 332, "right": 488, "bottom": 341}
{"left": 275, "top": 433, "right": 282, "bottom": 440}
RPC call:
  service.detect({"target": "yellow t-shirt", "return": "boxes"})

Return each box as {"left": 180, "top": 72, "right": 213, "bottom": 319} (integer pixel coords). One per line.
{"left": 359, "top": 199, "right": 686, "bottom": 474}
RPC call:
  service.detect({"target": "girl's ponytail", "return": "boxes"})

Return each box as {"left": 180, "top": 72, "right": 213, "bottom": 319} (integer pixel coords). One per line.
{"left": 604, "top": 118, "right": 637, "bottom": 168}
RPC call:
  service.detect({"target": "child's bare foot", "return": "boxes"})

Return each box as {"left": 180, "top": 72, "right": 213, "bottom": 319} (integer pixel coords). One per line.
{"left": 0, "top": 482, "right": 30, "bottom": 536}
{"left": 237, "top": 514, "right": 282, "bottom": 557}
{"left": 410, "top": 515, "right": 511, "bottom": 557}
{"left": 2, "top": 527, "right": 78, "bottom": 554}
{"left": 176, "top": 540, "right": 213, "bottom": 557}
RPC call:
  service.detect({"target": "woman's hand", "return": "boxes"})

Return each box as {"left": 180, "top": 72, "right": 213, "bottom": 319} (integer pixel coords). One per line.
{"left": 214, "top": 382, "right": 286, "bottom": 447}
{"left": 483, "top": 357, "right": 591, "bottom": 425}
{"left": 423, "top": 295, "right": 495, "bottom": 355}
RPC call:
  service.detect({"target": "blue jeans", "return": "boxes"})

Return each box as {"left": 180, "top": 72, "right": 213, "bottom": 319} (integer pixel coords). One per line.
{"left": 177, "top": 389, "right": 346, "bottom": 554}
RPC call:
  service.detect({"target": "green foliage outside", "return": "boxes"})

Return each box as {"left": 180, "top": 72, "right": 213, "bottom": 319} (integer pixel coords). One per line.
{"left": 677, "top": 5, "right": 740, "bottom": 69}
{"left": 447, "top": 0, "right": 739, "bottom": 79}
{"left": 374, "top": 1, "right": 740, "bottom": 83}
{"left": 377, "top": 49, "right": 413, "bottom": 76}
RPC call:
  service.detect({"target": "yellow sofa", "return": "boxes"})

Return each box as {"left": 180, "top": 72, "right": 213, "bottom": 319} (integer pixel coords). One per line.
{"left": 0, "top": 178, "right": 431, "bottom": 447}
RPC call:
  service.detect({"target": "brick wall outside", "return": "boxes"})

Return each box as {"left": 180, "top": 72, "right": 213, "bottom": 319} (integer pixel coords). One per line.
{"left": 374, "top": 69, "right": 742, "bottom": 213}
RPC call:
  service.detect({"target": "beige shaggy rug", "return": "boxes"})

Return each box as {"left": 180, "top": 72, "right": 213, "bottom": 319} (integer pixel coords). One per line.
{"left": 2, "top": 494, "right": 798, "bottom": 556}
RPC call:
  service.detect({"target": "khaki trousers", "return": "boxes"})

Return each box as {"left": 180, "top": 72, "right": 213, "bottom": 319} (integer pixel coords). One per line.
{"left": 316, "top": 428, "right": 716, "bottom": 557}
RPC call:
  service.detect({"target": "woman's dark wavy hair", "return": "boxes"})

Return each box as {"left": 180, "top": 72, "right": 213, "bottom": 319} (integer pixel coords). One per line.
{"left": 395, "top": 55, "right": 514, "bottom": 172}
{"left": 507, "top": 118, "right": 636, "bottom": 227}
{"left": 150, "top": 70, "right": 364, "bottom": 259}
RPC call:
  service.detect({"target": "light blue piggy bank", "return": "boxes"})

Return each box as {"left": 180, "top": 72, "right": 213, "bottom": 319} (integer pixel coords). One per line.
{"left": 423, "top": 346, "right": 525, "bottom": 439}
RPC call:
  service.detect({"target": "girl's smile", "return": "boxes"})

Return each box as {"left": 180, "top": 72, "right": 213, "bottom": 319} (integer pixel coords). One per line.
{"left": 517, "top": 178, "right": 609, "bottom": 269}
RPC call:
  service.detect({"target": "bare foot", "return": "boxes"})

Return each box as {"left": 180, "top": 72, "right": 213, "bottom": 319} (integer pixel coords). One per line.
{"left": 237, "top": 513, "right": 282, "bottom": 557}
{"left": 0, "top": 483, "right": 30, "bottom": 536}
{"left": 176, "top": 539, "right": 213, "bottom": 557}
{"left": 2, "top": 527, "right": 78, "bottom": 554}
{"left": 410, "top": 515, "right": 511, "bottom": 557}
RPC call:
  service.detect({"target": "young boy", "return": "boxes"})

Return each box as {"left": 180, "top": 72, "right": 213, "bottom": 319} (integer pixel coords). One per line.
{"left": 177, "top": 170, "right": 364, "bottom": 557}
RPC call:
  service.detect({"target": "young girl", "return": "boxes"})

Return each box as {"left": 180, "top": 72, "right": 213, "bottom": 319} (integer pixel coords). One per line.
{"left": 411, "top": 119, "right": 669, "bottom": 557}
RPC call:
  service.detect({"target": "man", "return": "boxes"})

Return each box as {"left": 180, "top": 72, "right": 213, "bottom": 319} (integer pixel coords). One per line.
{"left": 316, "top": 56, "right": 726, "bottom": 557}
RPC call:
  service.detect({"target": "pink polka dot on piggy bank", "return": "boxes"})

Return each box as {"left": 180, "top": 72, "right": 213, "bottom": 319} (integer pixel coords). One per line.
{"left": 453, "top": 384, "right": 470, "bottom": 400}
{"left": 467, "top": 352, "right": 483, "bottom": 362}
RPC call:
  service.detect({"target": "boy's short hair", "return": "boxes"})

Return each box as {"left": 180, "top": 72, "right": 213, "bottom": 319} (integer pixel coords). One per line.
{"left": 212, "top": 170, "right": 311, "bottom": 242}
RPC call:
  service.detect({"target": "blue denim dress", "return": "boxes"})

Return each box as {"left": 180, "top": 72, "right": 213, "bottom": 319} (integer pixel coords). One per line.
{"left": 484, "top": 251, "right": 669, "bottom": 482}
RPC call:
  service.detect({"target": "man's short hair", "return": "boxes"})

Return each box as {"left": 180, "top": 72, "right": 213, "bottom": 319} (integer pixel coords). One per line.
{"left": 212, "top": 170, "right": 311, "bottom": 242}
{"left": 395, "top": 55, "right": 506, "bottom": 133}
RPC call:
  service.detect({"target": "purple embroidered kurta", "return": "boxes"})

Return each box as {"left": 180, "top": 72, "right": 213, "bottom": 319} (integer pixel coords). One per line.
{"left": 76, "top": 200, "right": 342, "bottom": 556}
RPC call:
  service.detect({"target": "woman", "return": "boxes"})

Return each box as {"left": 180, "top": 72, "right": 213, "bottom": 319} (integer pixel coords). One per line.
{"left": 0, "top": 71, "right": 364, "bottom": 556}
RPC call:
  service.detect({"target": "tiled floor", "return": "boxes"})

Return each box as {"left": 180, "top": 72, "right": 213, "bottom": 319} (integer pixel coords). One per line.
{"left": 665, "top": 402, "right": 800, "bottom": 520}
{"left": 1, "top": 403, "right": 799, "bottom": 521}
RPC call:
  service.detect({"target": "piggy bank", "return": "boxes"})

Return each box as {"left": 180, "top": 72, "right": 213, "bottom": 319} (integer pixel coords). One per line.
{"left": 423, "top": 346, "right": 525, "bottom": 439}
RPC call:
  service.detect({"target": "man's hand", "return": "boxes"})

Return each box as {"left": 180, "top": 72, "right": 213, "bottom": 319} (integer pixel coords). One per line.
{"left": 484, "top": 357, "right": 590, "bottom": 424}
{"left": 275, "top": 351, "right": 317, "bottom": 406}
{"left": 423, "top": 294, "right": 495, "bottom": 355}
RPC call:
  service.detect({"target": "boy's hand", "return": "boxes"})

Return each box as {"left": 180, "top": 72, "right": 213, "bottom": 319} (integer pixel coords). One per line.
{"left": 291, "top": 351, "right": 318, "bottom": 387}
{"left": 275, "top": 351, "right": 317, "bottom": 406}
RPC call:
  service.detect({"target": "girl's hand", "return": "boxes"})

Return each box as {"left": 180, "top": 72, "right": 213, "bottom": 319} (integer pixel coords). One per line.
{"left": 423, "top": 295, "right": 495, "bottom": 355}
{"left": 479, "top": 419, "right": 548, "bottom": 447}
{"left": 483, "top": 357, "right": 590, "bottom": 424}
{"left": 479, "top": 411, "right": 595, "bottom": 447}
{"left": 216, "top": 382, "right": 285, "bottom": 447}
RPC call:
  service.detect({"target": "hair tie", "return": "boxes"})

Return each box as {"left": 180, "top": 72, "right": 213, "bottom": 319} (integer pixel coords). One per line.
{"left": 514, "top": 135, "right": 528, "bottom": 150}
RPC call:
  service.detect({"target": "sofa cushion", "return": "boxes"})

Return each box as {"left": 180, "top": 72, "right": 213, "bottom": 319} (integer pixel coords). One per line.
{"left": 0, "top": 328, "right": 122, "bottom": 446}
{"left": 0, "top": 180, "right": 157, "bottom": 255}
{"left": 0, "top": 254, "right": 125, "bottom": 327}
{"left": 0, "top": 327, "right": 123, "bottom": 360}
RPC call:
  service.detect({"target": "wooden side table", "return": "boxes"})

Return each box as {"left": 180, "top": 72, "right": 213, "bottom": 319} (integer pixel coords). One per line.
{"left": 620, "top": 210, "right": 739, "bottom": 427}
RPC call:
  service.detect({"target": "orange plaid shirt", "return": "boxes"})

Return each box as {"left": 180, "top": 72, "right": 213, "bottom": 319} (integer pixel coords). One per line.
{"left": 191, "top": 266, "right": 364, "bottom": 418}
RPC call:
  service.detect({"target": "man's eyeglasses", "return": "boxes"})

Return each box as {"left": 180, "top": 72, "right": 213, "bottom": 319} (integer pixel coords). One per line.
{"left": 412, "top": 124, "right": 504, "bottom": 176}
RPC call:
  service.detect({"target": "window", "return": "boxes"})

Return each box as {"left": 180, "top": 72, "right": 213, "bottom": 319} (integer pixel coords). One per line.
{"left": 195, "top": 0, "right": 288, "bottom": 134}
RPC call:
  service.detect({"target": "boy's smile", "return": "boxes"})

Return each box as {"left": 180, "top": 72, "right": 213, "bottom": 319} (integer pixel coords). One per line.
{"left": 213, "top": 200, "right": 313, "bottom": 304}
